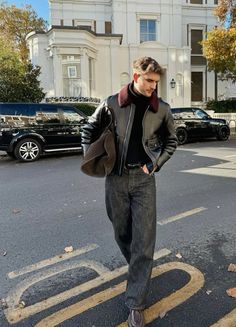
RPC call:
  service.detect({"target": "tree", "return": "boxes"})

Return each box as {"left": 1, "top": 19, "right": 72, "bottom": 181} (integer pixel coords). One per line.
{"left": 21, "top": 62, "right": 46, "bottom": 102}
{"left": 214, "top": 0, "right": 236, "bottom": 28}
{"left": 0, "top": 37, "right": 45, "bottom": 102}
{"left": 202, "top": 0, "right": 236, "bottom": 82}
{"left": 0, "top": 3, "right": 47, "bottom": 63}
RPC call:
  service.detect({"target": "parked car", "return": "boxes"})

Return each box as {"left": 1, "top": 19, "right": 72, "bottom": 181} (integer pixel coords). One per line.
{"left": 0, "top": 103, "right": 87, "bottom": 162}
{"left": 171, "top": 107, "right": 230, "bottom": 145}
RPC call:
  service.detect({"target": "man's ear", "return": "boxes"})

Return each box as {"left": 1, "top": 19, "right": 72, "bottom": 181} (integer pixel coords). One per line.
{"left": 133, "top": 72, "right": 139, "bottom": 83}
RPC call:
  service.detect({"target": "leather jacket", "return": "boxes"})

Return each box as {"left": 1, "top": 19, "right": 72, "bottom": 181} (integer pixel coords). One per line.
{"left": 81, "top": 84, "right": 177, "bottom": 176}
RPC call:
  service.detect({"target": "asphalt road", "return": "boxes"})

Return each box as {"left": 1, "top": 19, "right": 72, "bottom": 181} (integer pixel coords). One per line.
{"left": 0, "top": 138, "right": 236, "bottom": 327}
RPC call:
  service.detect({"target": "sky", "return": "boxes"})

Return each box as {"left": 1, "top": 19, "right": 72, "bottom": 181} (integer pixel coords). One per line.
{"left": 1, "top": 0, "right": 49, "bottom": 21}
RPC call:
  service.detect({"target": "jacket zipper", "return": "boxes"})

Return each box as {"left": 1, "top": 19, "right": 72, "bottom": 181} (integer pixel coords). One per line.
{"left": 142, "top": 105, "right": 157, "bottom": 174}
{"left": 119, "top": 104, "right": 134, "bottom": 175}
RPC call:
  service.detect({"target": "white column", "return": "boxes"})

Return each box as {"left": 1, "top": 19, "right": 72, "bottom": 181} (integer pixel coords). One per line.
{"left": 80, "top": 48, "right": 90, "bottom": 97}
{"left": 52, "top": 48, "right": 63, "bottom": 96}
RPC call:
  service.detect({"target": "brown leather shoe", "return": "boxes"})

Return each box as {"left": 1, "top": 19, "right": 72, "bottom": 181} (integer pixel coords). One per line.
{"left": 128, "top": 309, "right": 145, "bottom": 327}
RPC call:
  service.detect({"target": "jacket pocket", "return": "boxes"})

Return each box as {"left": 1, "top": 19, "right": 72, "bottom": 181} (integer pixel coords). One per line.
{"left": 147, "top": 137, "right": 161, "bottom": 153}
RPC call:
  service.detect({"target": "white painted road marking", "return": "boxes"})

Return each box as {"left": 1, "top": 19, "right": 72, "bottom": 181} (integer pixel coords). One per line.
{"left": 225, "top": 154, "right": 236, "bottom": 158}
{"left": 157, "top": 207, "right": 207, "bottom": 225}
{"left": 8, "top": 243, "right": 99, "bottom": 279}
{"left": 182, "top": 162, "right": 236, "bottom": 179}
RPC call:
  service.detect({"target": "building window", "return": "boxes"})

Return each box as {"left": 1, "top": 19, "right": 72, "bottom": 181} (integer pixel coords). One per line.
{"left": 191, "top": 29, "right": 203, "bottom": 55}
{"left": 78, "top": 25, "right": 92, "bottom": 31}
{"left": 105, "top": 21, "right": 112, "bottom": 34}
{"left": 190, "top": 0, "right": 203, "bottom": 4}
{"left": 190, "top": 28, "right": 206, "bottom": 65}
{"left": 214, "top": 0, "right": 218, "bottom": 4}
{"left": 62, "top": 57, "right": 81, "bottom": 97}
{"left": 68, "top": 66, "right": 77, "bottom": 78}
{"left": 191, "top": 72, "right": 203, "bottom": 101}
{"left": 140, "top": 19, "right": 156, "bottom": 43}
{"left": 75, "top": 20, "right": 94, "bottom": 31}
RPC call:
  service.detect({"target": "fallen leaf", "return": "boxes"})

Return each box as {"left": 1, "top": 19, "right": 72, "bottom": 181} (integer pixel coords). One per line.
{"left": 0, "top": 249, "right": 7, "bottom": 256}
{"left": 18, "top": 300, "right": 26, "bottom": 308}
{"left": 228, "top": 263, "right": 236, "bottom": 272}
{"left": 226, "top": 288, "right": 236, "bottom": 298}
{"left": 176, "top": 253, "right": 183, "bottom": 259}
{"left": 64, "top": 246, "right": 73, "bottom": 253}
{"left": 0, "top": 299, "right": 8, "bottom": 309}
{"left": 12, "top": 209, "right": 21, "bottom": 214}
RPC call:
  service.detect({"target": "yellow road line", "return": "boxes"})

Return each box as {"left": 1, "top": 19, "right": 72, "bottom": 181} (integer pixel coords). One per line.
{"left": 157, "top": 207, "right": 207, "bottom": 225}
{"left": 35, "top": 262, "right": 204, "bottom": 327}
{"left": 5, "top": 249, "right": 170, "bottom": 324}
{"left": 210, "top": 308, "right": 236, "bottom": 327}
{"left": 8, "top": 243, "right": 99, "bottom": 279}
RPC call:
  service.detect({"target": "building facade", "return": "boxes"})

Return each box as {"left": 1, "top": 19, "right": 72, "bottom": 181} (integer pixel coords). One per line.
{"left": 26, "top": 0, "right": 236, "bottom": 106}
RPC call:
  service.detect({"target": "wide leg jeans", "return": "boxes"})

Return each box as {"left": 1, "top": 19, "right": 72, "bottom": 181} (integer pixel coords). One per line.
{"left": 105, "top": 168, "right": 157, "bottom": 309}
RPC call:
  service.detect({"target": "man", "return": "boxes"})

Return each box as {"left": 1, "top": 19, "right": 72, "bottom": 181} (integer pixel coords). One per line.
{"left": 81, "top": 57, "right": 177, "bottom": 327}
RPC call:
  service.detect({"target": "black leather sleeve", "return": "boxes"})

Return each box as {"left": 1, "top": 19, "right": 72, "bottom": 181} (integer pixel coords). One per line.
{"left": 156, "top": 106, "right": 178, "bottom": 169}
{"left": 81, "top": 101, "right": 111, "bottom": 154}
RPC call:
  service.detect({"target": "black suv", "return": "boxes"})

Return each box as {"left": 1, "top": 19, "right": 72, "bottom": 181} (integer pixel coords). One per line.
{"left": 0, "top": 103, "right": 87, "bottom": 162}
{"left": 171, "top": 107, "right": 230, "bottom": 145}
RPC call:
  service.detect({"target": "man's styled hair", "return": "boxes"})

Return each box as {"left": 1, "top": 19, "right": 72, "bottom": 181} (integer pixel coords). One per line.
{"left": 133, "top": 56, "right": 163, "bottom": 75}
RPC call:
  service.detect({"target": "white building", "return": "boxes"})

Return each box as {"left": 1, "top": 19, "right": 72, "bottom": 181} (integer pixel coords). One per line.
{"left": 26, "top": 0, "right": 236, "bottom": 106}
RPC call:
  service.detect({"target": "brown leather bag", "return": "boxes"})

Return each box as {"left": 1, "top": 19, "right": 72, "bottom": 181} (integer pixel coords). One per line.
{"left": 81, "top": 107, "right": 116, "bottom": 177}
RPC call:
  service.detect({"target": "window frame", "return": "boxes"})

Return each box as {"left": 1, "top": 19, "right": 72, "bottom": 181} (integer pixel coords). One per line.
{"left": 67, "top": 66, "right": 77, "bottom": 79}
{"left": 140, "top": 19, "right": 157, "bottom": 43}
{"left": 137, "top": 13, "right": 160, "bottom": 44}
{"left": 191, "top": 69, "right": 205, "bottom": 103}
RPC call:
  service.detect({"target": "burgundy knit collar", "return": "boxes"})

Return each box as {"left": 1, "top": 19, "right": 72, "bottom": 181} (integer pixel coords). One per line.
{"left": 118, "top": 83, "right": 159, "bottom": 113}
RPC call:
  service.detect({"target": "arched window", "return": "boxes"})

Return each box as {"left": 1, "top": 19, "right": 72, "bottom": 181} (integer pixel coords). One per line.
{"left": 176, "top": 73, "right": 183, "bottom": 97}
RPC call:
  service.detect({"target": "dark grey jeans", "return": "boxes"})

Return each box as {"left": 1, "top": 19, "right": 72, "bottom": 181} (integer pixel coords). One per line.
{"left": 105, "top": 167, "right": 156, "bottom": 310}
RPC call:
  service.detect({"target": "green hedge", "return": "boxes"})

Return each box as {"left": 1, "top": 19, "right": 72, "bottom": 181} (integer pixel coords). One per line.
{"left": 72, "top": 103, "right": 97, "bottom": 116}
{"left": 206, "top": 100, "right": 236, "bottom": 113}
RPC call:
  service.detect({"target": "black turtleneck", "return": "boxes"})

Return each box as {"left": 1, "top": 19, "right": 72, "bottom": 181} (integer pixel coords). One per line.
{"left": 125, "top": 83, "right": 151, "bottom": 165}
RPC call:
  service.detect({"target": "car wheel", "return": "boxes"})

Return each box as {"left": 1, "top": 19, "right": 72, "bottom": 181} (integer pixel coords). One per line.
{"left": 176, "top": 128, "right": 188, "bottom": 145}
{"left": 14, "top": 138, "right": 42, "bottom": 162}
{"left": 6, "top": 151, "right": 16, "bottom": 158}
{"left": 216, "top": 125, "right": 230, "bottom": 141}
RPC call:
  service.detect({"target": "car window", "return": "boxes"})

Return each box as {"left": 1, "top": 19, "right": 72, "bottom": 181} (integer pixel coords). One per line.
{"left": 194, "top": 109, "right": 209, "bottom": 119}
{"left": 60, "top": 107, "right": 86, "bottom": 123}
{"left": 171, "top": 108, "right": 181, "bottom": 114}
{"left": 35, "top": 106, "right": 60, "bottom": 124}
{"left": 0, "top": 104, "right": 29, "bottom": 115}
{"left": 0, "top": 104, "right": 32, "bottom": 127}
{"left": 171, "top": 108, "right": 194, "bottom": 119}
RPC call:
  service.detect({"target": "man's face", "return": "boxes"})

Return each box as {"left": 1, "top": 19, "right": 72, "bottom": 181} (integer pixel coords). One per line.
{"left": 133, "top": 71, "right": 160, "bottom": 97}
